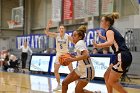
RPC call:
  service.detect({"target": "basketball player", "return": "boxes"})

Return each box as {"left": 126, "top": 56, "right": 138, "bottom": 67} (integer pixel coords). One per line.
{"left": 44, "top": 20, "right": 73, "bottom": 91}
{"left": 62, "top": 25, "right": 95, "bottom": 93}
{"left": 93, "top": 13, "right": 132, "bottom": 93}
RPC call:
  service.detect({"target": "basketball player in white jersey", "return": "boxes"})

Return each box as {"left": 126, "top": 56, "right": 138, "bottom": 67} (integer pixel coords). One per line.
{"left": 44, "top": 20, "right": 73, "bottom": 91}
{"left": 62, "top": 25, "right": 96, "bottom": 93}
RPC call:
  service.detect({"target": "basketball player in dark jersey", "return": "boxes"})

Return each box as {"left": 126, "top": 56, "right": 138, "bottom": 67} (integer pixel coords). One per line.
{"left": 93, "top": 13, "right": 132, "bottom": 93}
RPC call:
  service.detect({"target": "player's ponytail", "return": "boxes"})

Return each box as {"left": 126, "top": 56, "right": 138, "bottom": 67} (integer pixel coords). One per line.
{"left": 103, "top": 12, "right": 119, "bottom": 26}
{"left": 111, "top": 12, "right": 119, "bottom": 20}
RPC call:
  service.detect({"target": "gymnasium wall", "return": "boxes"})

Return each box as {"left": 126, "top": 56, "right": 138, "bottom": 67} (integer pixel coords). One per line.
{"left": 0, "top": 0, "right": 22, "bottom": 50}
{"left": 0, "top": 0, "right": 139, "bottom": 39}
{"left": 31, "top": 0, "right": 47, "bottom": 29}
{"left": 121, "top": 0, "right": 139, "bottom": 16}
{"left": 1, "top": 0, "right": 19, "bottom": 28}
{"left": 0, "top": 0, "right": 140, "bottom": 33}
{"left": 128, "top": 52, "right": 140, "bottom": 76}
{"left": 0, "top": 0, "right": 140, "bottom": 50}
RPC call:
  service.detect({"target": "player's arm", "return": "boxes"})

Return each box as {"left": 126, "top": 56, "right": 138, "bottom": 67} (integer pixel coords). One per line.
{"left": 44, "top": 20, "right": 57, "bottom": 37}
{"left": 65, "top": 50, "right": 89, "bottom": 62}
{"left": 73, "top": 50, "right": 89, "bottom": 61}
{"left": 97, "top": 30, "right": 106, "bottom": 40}
{"left": 93, "top": 30, "right": 114, "bottom": 48}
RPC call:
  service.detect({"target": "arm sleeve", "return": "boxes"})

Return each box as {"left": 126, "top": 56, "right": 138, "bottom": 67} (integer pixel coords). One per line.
{"left": 28, "top": 47, "right": 33, "bottom": 54}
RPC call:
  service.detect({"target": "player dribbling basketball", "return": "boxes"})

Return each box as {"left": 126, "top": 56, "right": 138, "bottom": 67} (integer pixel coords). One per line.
{"left": 62, "top": 25, "right": 96, "bottom": 93}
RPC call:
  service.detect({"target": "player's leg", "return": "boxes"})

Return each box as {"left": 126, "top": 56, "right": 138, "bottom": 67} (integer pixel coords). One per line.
{"left": 68, "top": 63, "right": 73, "bottom": 72}
{"left": 75, "top": 66, "right": 95, "bottom": 93}
{"left": 54, "top": 63, "right": 61, "bottom": 85}
{"left": 75, "top": 80, "right": 95, "bottom": 93}
{"left": 108, "top": 52, "right": 132, "bottom": 93}
{"left": 75, "top": 80, "right": 88, "bottom": 93}
{"left": 108, "top": 69, "right": 127, "bottom": 93}
{"left": 53, "top": 63, "right": 61, "bottom": 91}
{"left": 104, "top": 64, "right": 113, "bottom": 93}
{"left": 62, "top": 70, "right": 80, "bottom": 93}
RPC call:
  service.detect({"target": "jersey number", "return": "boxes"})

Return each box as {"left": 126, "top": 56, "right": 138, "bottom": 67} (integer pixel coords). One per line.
{"left": 60, "top": 44, "right": 63, "bottom": 49}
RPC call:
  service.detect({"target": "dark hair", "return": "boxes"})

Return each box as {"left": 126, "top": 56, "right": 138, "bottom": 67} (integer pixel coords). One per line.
{"left": 103, "top": 12, "right": 119, "bottom": 26}
{"left": 76, "top": 25, "right": 87, "bottom": 40}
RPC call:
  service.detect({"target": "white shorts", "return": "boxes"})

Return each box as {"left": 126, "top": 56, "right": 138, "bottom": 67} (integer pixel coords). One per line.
{"left": 74, "top": 65, "right": 95, "bottom": 82}
{"left": 55, "top": 52, "right": 68, "bottom": 64}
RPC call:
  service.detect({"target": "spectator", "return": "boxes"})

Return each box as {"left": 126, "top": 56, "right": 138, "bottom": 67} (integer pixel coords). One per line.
{"left": 102, "top": 47, "right": 112, "bottom": 54}
{"left": 93, "top": 48, "right": 98, "bottom": 54}
{"left": 3, "top": 54, "right": 18, "bottom": 72}
{"left": 19, "top": 41, "right": 32, "bottom": 69}
{"left": 50, "top": 48, "right": 56, "bottom": 54}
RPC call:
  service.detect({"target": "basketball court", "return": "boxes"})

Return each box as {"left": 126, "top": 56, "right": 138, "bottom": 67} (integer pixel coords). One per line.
{"left": 1, "top": 0, "right": 140, "bottom": 93}
{"left": 0, "top": 71, "right": 140, "bottom": 93}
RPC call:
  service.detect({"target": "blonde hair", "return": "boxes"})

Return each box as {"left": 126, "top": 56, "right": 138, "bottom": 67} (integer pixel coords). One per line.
{"left": 111, "top": 12, "right": 119, "bottom": 20}
{"left": 103, "top": 12, "right": 120, "bottom": 26}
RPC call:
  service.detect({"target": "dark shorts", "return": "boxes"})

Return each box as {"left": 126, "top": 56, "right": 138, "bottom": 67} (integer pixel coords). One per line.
{"left": 112, "top": 51, "right": 132, "bottom": 73}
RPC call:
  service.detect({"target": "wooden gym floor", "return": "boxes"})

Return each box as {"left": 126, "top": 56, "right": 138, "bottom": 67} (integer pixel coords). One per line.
{"left": 0, "top": 71, "right": 140, "bottom": 93}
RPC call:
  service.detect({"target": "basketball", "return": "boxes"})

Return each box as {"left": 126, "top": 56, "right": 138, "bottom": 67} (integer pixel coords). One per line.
{"left": 59, "top": 53, "right": 72, "bottom": 66}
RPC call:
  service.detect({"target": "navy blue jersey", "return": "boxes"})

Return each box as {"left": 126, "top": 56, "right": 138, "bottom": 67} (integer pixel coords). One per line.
{"left": 106, "top": 26, "right": 129, "bottom": 53}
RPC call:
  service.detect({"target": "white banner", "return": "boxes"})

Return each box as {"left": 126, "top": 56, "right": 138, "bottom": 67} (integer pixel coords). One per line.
{"left": 74, "top": 0, "right": 85, "bottom": 19}
{"left": 102, "top": 0, "right": 114, "bottom": 14}
{"left": 74, "top": 0, "right": 99, "bottom": 19}
{"left": 85, "top": 0, "right": 99, "bottom": 17}
{"left": 52, "top": 0, "right": 62, "bottom": 22}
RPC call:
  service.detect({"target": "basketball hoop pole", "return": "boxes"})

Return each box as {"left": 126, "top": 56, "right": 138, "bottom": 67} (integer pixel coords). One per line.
{"left": 23, "top": 0, "right": 32, "bottom": 35}
{"left": 18, "top": 0, "right": 25, "bottom": 35}
{"left": 0, "top": 0, "right": 2, "bottom": 32}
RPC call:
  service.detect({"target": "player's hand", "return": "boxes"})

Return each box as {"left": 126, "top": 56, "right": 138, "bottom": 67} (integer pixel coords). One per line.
{"left": 64, "top": 58, "right": 75, "bottom": 63}
{"left": 46, "top": 20, "right": 52, "bottom": 29}
{"left": 93, "top": 40, "right": 98, "bottom": 48}
{"left": 96, "top": 30, "right": 102, "bottom": 37}
{"left": 68, "top": 53, "right": 76, "bottom": 58}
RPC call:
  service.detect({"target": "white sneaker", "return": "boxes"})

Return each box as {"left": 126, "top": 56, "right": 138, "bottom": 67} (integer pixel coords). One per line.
{"left": 53, "top": 85, "right": 62, "bottom": 91}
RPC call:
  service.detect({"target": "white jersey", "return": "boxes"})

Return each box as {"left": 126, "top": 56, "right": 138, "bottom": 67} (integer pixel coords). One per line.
{"left": 75, "top": 40, "right": 91, "bottom": 67}
{"left": 56, "top": 33, "right": 69, "bottom": 53}
{"left": 75, "top": 40, "right": 94, "bottom": 80}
